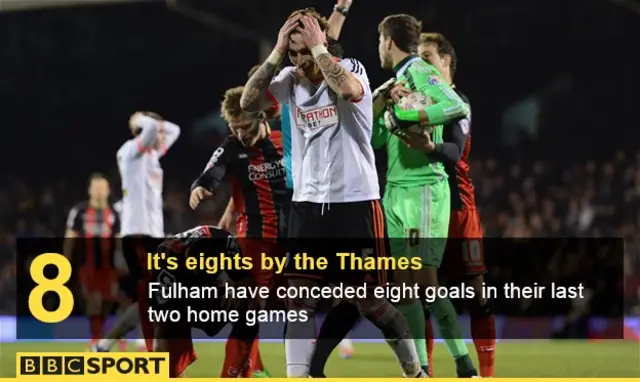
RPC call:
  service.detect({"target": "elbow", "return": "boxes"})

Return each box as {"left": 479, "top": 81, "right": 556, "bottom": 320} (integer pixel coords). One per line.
{"left": 239, "top": 94, "right": 252, "bottom": 112}
{"left": 338, "top": 81, "right": 364, "bottom": 102}
{"left": 459, "top": 102, "right": 470, "bottom": 118}
{"left": 239, "top": 92, "right": 261, "bottom": 113}
{"left": 453, "top": 147, "right": 464, "bottom": 162}
{"left": 168, "top": 123, "right": 181, "bottom": 137}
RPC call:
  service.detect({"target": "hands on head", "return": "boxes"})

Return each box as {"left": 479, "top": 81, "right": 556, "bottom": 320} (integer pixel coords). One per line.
{"left": 275, "top": 13, "right": 327, "bottom": 55}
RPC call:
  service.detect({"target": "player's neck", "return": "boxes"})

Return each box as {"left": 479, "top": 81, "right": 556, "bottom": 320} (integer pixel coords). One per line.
{"left": 391, "top": 51, "right": 416, "bottom": 73}
{"left": 89, "top": 200, "right": 107, "bottom": 209}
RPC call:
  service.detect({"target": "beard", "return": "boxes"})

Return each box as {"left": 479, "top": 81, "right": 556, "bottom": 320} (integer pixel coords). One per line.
{"left": 297, "top": 62, "right": 321, "bottom": 80}
{"left": 380, "top": 52, "right": 393, "bottom": 70}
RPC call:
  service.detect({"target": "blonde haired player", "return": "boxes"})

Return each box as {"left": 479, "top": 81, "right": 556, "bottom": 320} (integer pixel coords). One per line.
{"left": 92, "top": 111, "right": 180, "bottom": 353}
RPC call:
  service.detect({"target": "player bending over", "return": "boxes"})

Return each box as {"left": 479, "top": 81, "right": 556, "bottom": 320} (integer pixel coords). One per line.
{"left": 190, "top": 85, "right": 287, "bottom": 377}
{"left": 93, "top": 111, "right": 180, "bottom": 353}
{"left": 397, "top": 32, "right": 493, "bottom": 377}
{"left": 64, "top": 173, "right": 120, "bottom": 349}
{"left": 241, "top": 8, "right": 424, "bottom": 378}
{"left": 148, "top": 225, "right": 259, "bottom": 377}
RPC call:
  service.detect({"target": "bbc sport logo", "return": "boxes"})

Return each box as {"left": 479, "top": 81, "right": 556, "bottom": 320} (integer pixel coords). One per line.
{"left": 16, "top": 352, "right": 169, "bottom": 378}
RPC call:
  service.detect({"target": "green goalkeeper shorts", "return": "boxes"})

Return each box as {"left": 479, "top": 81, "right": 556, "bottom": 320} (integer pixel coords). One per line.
{"left": 383, "top": 181, "right": 450, "bottom": 267}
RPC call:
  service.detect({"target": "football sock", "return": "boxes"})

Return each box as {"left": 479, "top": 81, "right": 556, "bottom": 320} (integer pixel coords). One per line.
{"left": 424, "top": 316, "right": 435, "bottom": 377}
{"left": 340, "top": 338, "right": 353, "bottom": 352}
{"left": 426, "top": 298, "right": 469, "bottom": 358}
{"left": 240, "top": 339, "right": 260, "bottom": 377}
{"left": 397, "top": 301, "right": 428, "bottom": 368}
{"left": 309, "top": 301, "right": 360, "bottom": 377}
{"left": 471, "top": 307, "right": 496, "bottom": 377}
{"left": 221, "top": 338, "right": 252, "bottom": 377}
{"left": 285, "top": 297, "right": 318, "bottom": 377}
{"left": 89, "top": 315, "right": 103, "bottom": 341}
{"left": 97, "top": 303, "right": 139, "bottom": 351}
{"left": 455, "top": 354, "right": 478, "bottom": 377}
{"left": 360, "top": 299, "right": 420, "bottom": 377}
{"left": 255, "top": 345, "right": 265, "bottom": 371}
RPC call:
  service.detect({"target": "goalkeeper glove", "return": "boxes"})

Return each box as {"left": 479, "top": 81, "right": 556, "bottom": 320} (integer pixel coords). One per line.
{"left": 372, "top": 77, "right": 396, "bottom": 101}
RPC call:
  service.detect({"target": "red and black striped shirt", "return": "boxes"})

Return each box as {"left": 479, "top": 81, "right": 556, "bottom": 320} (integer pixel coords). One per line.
{"left": 193, "top": 120, "right": 287, "bottom": 239}
{"left": 66, "top": 202, "right": 120, "bottom": 269}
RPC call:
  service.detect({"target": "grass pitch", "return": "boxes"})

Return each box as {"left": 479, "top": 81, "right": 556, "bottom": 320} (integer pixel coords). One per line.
{"left": 0, "top": 340, "right": 638, "bottom": 377}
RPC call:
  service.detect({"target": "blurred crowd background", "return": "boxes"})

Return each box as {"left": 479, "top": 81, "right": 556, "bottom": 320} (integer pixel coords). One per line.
{"left": 0, "top": 0, "right": 638, "bottom": 318}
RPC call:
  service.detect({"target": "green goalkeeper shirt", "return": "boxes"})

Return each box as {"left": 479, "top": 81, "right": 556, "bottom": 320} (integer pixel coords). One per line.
{"left": 372, "top": 55, "right": 469, "bottom": 187}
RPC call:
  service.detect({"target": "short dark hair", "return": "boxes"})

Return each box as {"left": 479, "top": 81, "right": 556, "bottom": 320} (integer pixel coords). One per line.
{"left": 420, "top": 32, "right": 458, "bottom": 77}
{"left": 88, "top": 172, "right": 108, "bottom": 185}
{"left": 378, "top": 14, "right": 422, "bottom": 54}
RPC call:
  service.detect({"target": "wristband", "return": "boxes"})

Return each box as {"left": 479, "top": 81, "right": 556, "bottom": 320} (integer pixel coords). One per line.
{"left": 311, "top": 44, "right": 329, "bottom": 58}
{"left": 334, "top": 5, "right": 349, "bottom": 15}
{"left": 266, "top": 50, "right": 283, "bottom": 65}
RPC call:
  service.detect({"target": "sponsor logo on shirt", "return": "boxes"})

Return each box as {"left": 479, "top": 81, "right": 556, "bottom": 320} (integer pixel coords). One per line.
{"left": 295, "top": 105, "right": 338, "bottom": 130}
{"left": 248, "top": 158, "right": 286, "bottom": 181}
{"left": 427, "top": 75, "right": 441, "bottom": 85}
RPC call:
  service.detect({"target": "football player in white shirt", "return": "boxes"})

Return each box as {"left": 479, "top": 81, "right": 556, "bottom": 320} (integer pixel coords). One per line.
{"left": 93, "top": 111, "right": 180, "bottom": 353}
{"left": 241, "top": 9, "right": 424, "bottom": 378}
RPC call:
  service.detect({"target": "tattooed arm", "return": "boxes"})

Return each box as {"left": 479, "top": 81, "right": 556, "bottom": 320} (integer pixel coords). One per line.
{"left": 311, "top": 45, "right": 363, "bottom": 101}
{"left": 241, "top": 16, "right": 301, "bottom": 112}
{"left": 240, "top": 56, "right": 282, "bottom": 112}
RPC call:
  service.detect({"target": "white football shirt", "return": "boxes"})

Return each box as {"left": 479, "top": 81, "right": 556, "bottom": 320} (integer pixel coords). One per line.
{"left": 269, "top": 58, "right": 380, "bottom": 203}
{"left": 116, "top": 115, "right": 180, "bottom": 237}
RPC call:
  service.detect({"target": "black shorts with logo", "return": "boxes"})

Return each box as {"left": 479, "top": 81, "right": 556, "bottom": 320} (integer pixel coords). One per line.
{"left": 283, "top": 200, "right": 390, "bottom": 286}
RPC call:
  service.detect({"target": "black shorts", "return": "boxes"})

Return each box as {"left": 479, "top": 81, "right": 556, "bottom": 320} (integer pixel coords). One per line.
{"left": 284, "top": 200, "right": 390, "bottom": 286}
{"left": 121, "top": 235, "right": 160, "bottom": 300}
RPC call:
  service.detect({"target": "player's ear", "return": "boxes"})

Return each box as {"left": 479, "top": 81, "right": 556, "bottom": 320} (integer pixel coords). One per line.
{"left": 443, "top": 54, "right": 452, "bottom": 69}
{"left": 385, "top": 37, "right": 393, "bottom": 51}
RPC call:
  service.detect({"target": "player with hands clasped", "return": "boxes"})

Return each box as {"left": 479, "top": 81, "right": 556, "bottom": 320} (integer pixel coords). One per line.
{"left": 241, "top": 7, "right": 424, "bottom": 379}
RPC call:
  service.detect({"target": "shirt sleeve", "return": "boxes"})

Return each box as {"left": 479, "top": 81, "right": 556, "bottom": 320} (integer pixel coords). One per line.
{"left": 268, "top": 67, "right": 296, "bottom": 105}
{"left": 133, "top": 115, "right": 161, "bottom": 155}
{"left": 431, "top": 119, "right": 468, "bottom": 164}
{"left": 191, "top": 140, "right": 232, "bottom": 192}
{"left": 158, "top": 120, "right": 181, "bottom": 156}
{"left": 339, "top": 58, "right": 371, "bottom": 103}
{"left": 394, "top": 61, "right": 469, "bottom": 126}
{"left": 371, "top": 115, "right": 389, "bottom": 149}
{"left": 66, "top": 206, "right": 83, "bottom": 232}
